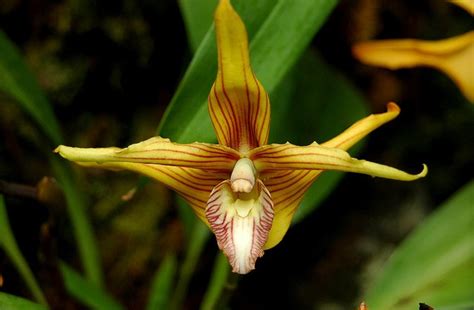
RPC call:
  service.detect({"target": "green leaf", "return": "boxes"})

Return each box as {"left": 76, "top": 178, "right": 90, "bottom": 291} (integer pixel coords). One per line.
{"left": 51, "top": 157, "right": 103, "bottom": 287}
{"left": 0, "top": 292, "right": 47, "bottom": 310}
{"left": 0, "top": 31, "right": 62, "bottom": 145}
{"left": 270, "top": 50, "right": 368, "bottom": 223}
{"left": 158, "top": 0, "right": 338, "bottom": 143}
{"left": 365, "top": 181, "right": 474, "bottom": 310}
{"left": 0, "top": 195, "right": 48, "bottom": 306}
{"left": 178, "top": 0, "right": 217, "bottom": 52}
{"left": 170, "top": 221, "right": 210, "bottom": 309}
{"left": 146, "top": 254, "right": 177, "bottom": 310}
{"left": 59, "top": 262, "right": 123, "bottom": 310}
{"left": 0, "top": 30, "right": 103, "bottom": 287}
{"left": 200, "top": 252, "right": 231, "bottom": 310}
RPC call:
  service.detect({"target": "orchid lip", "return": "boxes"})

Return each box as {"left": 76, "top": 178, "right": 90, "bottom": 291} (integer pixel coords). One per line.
{"left": 205, "top": 179, "right": 274, "bottom": 274}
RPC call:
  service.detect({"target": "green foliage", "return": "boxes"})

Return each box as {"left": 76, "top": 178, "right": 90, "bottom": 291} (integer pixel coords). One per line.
{"left": 146, "top": 254, "right": 177, "bottom": 310}
{"left": 365, "top": 181, "right": 474, "bottom": 310}
{"left": 50, "top": 158, "right": 103, "bottom": 286}
{"left": 0, "top": 31, "right": 62, "bottom": 145}
{"left": 0, "top": 292, "right": 47, "bottom": 310}
{"left": 59, "top": 263, "right": 123, "bottom": 310}
{"left": 200, "top": 253, "right": 231, "bottom": 310}
{"left": 0, "top": 31, "right": 103, "bottom": 287}
{"left": 0, "top": 195, "right": 47, "bottom": 306}
{"left": 178, "top": 0, "right": 218, "bottom": 52}
{"left": 170, "top": 221, "right": 210, "bottom": 309}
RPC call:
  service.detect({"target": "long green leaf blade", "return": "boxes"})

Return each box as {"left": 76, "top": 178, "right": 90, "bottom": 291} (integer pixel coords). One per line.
{"left": 178, "top": 0, "right": 217, "bottom": 52}
{"left": 59, "top": 263, "right": 123, "bottom": 310}
{"left": 365, "top": 181, "right": 474, "bottom": 309}
{"left": 170, "top": 221, "right": 210, "bottom": 309}
{"left": 0, "top": 30, "right": 103, "bottom": 287}
{"left": 0, "top": 31, "right": 62, "bottom": 145}
{"left": 0, "top": 292, "right": 47, "bottom": 310}
{"left": 200, "top": 253, "right": 231, "bottom": 310}
{"left": 146, "top": 254, "right": 177, "bottom": 310}
{"left": 51, "top": 157, "right": 103, "bottom": 287}
{"left": 0, "top": 195, "right": 47, "bottom": 306}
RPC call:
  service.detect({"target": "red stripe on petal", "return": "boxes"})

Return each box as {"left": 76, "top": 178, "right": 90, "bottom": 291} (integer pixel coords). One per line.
{"left": 206, "top": 179, "right": 274, "bottom": 274}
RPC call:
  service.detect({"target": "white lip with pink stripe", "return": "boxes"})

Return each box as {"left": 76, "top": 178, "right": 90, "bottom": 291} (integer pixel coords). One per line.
{"left": 206, "top": 177, "right": 274, "bottom": 274}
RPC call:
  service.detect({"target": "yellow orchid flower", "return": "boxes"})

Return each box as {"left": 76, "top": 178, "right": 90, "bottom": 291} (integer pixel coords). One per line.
{"left": 352, "top": 1, "right": 474, "bottom": 103}
{"left": 450, "top": 0, "right": 474, "bottom": 15}
{"left": 55, "top": 0, "right": 427, "bottom": 274}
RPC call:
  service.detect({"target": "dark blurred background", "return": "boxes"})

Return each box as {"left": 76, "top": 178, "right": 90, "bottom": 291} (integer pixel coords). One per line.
{"left": 0, "top": 0, "right": 473, "bottom": 309}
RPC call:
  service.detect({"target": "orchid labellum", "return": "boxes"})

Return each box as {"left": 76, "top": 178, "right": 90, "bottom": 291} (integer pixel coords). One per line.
{"left": 56, "top": 0, "right": 427, "bottom": 274}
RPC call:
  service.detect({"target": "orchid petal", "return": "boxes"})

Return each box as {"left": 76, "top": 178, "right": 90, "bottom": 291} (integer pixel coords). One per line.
{"left": 250, "top": 143, "right": 427, "bottom": 180}
{"left": 209, "top": 0, "right": 271, "bottom": 151}
{"left": 260, "top": 103, "right": 405, "bottom": 249}
{"left": 261, "top": 169, "right": 321, "bottom": 249}
{"left": 55, "top": 137, "right": 240, "bottom": 171}
{"left": 353, "top": 31, "right": 474, "bottom": 102}
{"left": 322, "top": 102, "right": 400, "bottom": 149}
{"left": 450, "top": 0, "right": 474, "bottom": 15}
{"left": 206, "top": 179, "right": 273, "bottom": 274}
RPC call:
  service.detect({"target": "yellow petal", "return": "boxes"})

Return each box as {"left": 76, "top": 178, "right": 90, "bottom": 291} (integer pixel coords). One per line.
{"left": 450, "top": 0, "right": 474, "bottom": 15}
{"left": 260, "top": 169, "right": 322, "bottom": 249}
{"left": 55, "top": 136, "right": 240, "bottom": 171}
{"left": 322, "top": 102, "right": 400, "bottom": 150}
{"left": 250, "top": 142, "right": 427, "bottom": 181}
{"left": 353, "top": 31, "right": 474, "bottom": 102}
{"left": 72, "top": 161, "right": 227, "bottom": 224}
{"left": 260, "top": 103, "right": 406, "bottom": 249}
{"left": 206, "top": 179, "right": 273, "bottom": 274}
{"left": 209, "top": 0, "right": 271, "bottom": 151}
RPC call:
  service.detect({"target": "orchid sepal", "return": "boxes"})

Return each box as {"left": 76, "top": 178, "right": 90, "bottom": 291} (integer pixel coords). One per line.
{"left": 209, "top": 0, "right": 271, "bottom": 151}
{"left": 55, "top": 137, "right": 240, "bottom": 171}
{"left": 251, "top": 143, "right": 427, "bottom": 181}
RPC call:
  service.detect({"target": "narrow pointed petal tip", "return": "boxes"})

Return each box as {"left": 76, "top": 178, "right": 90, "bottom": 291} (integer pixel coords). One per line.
{"left": 386, "top": 101, "right": 400, "bottom": 113}
{"left": 322, "top": 102, "right": 401, "bottom": 150}
{"left": 412, "top": 164, "right": 428, "bottom": 180}
{"left": 54, "top": 145, "right": 119, "bottom": 162}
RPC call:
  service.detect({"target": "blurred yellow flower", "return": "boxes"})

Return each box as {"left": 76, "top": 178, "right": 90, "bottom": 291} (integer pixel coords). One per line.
{"left": 56, "top": 0, "right": 427, "bottom": 274}
{"left": 353, "top": 1, "right": 474, "bottom": 103}
{"left": 450, "top": 0, "right": 474, "bottom": 15}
